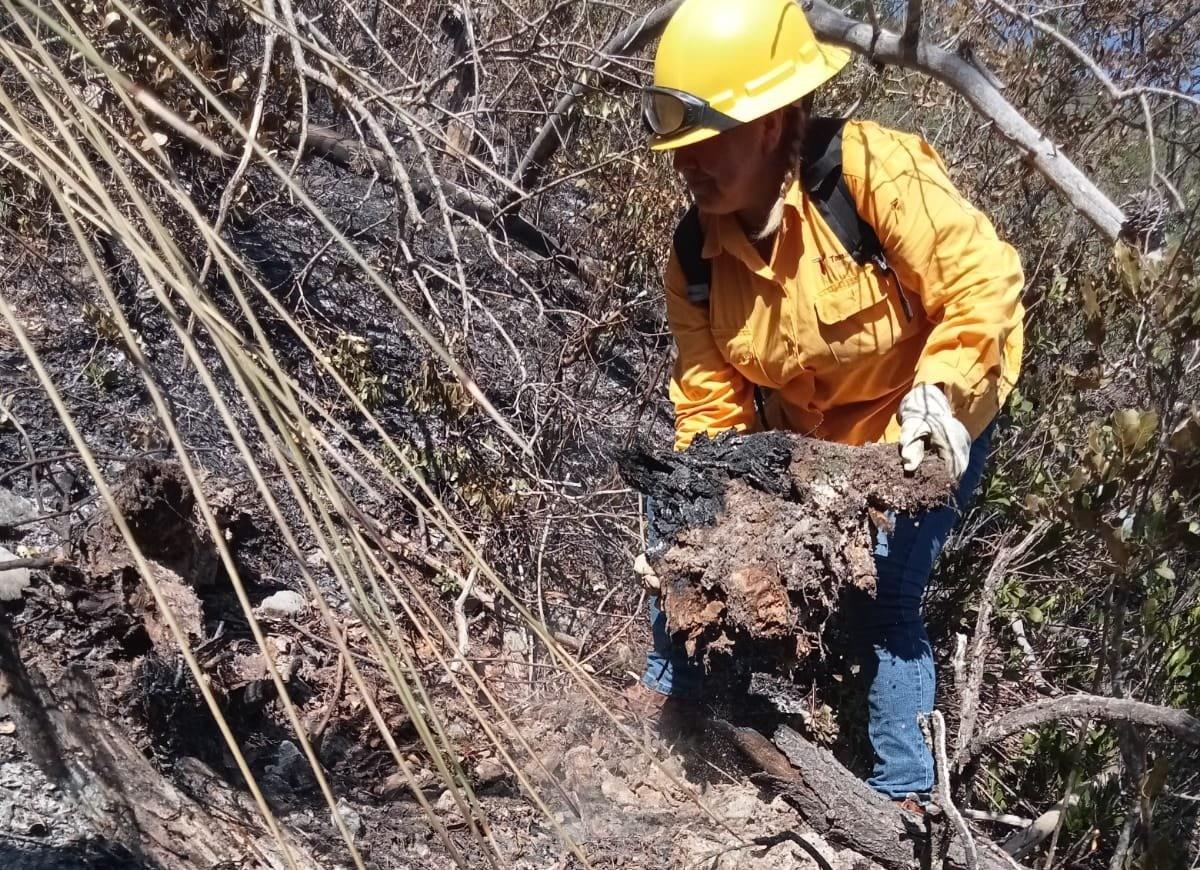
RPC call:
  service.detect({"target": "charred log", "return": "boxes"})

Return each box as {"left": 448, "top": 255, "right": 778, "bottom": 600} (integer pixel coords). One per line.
{"left": 716, "top": 719, "right": 1022, "bottom": 870}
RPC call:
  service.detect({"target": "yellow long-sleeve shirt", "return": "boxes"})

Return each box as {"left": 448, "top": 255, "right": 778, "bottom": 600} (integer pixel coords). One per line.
{"left": 666, "top": 120, "right": 1025, "bottom": 451}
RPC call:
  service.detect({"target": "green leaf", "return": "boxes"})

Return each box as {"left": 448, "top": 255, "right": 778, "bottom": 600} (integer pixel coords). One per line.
{"left": 1026, "top": 605, "right": 1045, "bottom": 625}
{"left": 1154, "top": 563, "right": 1177, "bottom": 581}
{"left": 1112, "top": 409, "right": 1159, "bottom": 455}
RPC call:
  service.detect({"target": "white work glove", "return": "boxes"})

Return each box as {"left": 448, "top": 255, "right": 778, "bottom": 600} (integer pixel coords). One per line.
{"left": 898, "top": 383, "right": 971, "bottom": 480}
{"left": 633, "top": 553, "right": 661, "bottom": 593}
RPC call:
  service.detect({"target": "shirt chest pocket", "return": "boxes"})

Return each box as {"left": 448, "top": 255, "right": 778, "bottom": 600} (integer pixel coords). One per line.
{"left": 812, "top": 266, "right": 913, "bottom": 364}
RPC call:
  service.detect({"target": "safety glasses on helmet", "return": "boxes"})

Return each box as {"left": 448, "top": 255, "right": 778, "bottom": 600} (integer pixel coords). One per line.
{"left": 641, "top": 86, "right": 741, "bottom": 138}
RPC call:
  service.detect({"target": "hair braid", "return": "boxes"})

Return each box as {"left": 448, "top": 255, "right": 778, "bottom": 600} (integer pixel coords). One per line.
{"left": 750, "top": 100, "right": 811, "bottom": 241}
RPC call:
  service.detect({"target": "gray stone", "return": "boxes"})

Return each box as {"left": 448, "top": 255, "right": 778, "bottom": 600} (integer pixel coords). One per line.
{"left": 256, "top": 590, "right": 307, "bottom": 618}
{"left": 0, "top": 488, "right": 34, "bottom": 527}
{"left": 474, "top": 757, "right": 507, "bottom": 785}
{"left": 0, "top": 546, "right": 31, "bottom": 601}
{"left": 332, "top": 797, "right": 362, "bottom": 841}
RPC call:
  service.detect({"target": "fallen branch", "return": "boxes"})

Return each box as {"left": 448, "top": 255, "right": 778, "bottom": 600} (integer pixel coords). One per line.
{"left": 0, "top": 610, "right": 70, "bottom": 782}
{"left": 0, "top": 610, "right": 319, "bottom": 867}
{"left": 0, "top": 554, "right": 60, "bottom": 571}
{"left": 959, "top": 695, "right": 1200, "bottom": 771}
{"left": 730, "top": 721, "right": 1023, "bottom": 870}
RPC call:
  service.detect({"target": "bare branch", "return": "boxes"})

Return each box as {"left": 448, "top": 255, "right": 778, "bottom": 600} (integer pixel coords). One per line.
{"left": 985, "top": 0, "right": 1200, "bottom": 111}
{"left": 1008, "top": 617, "right": 1055, "bottom": 694}
{"left": 1001, "top": 768, "right": 1119, "bottom": 858}
{"left": 956, "top": 524, "right": 1048, "bottom": 756}
{"left": 513, "top": 2, "right": 683, "bottom": 192}
{"left": 291, "top": 126, "right": 591, "bottom": 279}
{"left": 804, "top": 0, "right": 1126, "bottom": 240}
{"left": 926, "top": 710, "right": 978, "bottom": 870}
{"left": 516, "top": 0, "right": 1130, "bottom": 241}
{"left": 959, "top": 695, "right": 1200, "bottom": 770}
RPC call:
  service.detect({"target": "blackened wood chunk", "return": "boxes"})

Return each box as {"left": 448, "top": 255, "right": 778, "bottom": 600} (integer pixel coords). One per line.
{"left": 618, "top": 431, "right": 953, "bottom": 668}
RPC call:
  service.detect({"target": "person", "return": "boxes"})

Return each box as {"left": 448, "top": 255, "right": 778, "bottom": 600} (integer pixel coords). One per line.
{"left": 626, "top": 0, "right": 1025, "bottom": 808}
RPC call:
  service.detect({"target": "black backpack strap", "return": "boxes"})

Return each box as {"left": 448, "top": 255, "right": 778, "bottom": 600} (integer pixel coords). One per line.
{"left": 801, "top": 118, "right": 887, "bottom": 270}
{"left": 672, "top": 204, "right": 711, "bottom": 305}
{"left": 802, "top": 118, "right": 913, "bottom": 319}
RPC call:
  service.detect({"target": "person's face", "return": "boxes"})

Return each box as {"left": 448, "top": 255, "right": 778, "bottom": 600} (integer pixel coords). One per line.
{"left": 671, "top": 112, "right": 785, "bottom": 214}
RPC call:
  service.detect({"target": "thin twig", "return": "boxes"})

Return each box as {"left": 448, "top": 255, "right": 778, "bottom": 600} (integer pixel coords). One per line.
{"left": 309, "top": 647, "right": 346, "bottom": 751}
{"left": 451, "top": 566, "right": 479, "bottom": 672}
{"left": 1008, "top": 617, "right": 1055, "bottom": 694}
{"left": 0, "top": 555, "right": 61, "bottom": 571}
{"left": 957, "top": 524, "right": 1049, "bottom": 756}
{"left": 927, "top": 710, "right": 979, "bottom": 870}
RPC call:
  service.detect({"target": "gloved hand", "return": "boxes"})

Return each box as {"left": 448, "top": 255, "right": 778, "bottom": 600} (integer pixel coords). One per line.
{"left": 898, "top": 383, "right": 971, "bottom": 480}
{"left": 633, "top": 552, "right": 661, "bottom": 593}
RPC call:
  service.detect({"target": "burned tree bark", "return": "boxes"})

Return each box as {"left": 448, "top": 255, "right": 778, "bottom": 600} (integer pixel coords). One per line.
{"left": 763, "top": 723, "right": 1019, "bottom": 870}
{"left": 715, "top": 718, "right": 1026, "bottom": 869}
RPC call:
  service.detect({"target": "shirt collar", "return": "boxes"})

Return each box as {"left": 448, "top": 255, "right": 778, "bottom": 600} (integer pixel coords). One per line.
{"left": 698, "top": 177, "right": 804, "bottom": 279}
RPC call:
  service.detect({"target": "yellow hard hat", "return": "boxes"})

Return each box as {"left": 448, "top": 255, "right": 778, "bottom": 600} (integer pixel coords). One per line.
{"left": 644, "top": 0, "right": 852, "bottom": 151}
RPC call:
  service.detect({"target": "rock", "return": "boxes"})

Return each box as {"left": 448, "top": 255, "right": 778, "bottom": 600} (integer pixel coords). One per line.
{"left": 262, "top": 739, "right": 318, "bottom": 794}
{"left": 474, "top": 756, "right": 506, "bottom": 786}
{"left": 332, "top": 797, "right": 362, "bottom": 841}
{"left": 598, "top": 770, "right": 640, "bottom": 807}
{"left": 501, "top": 629, "right": 527, "bottom": 655}
{"left": 376, "top": 767, "right": 435, "bottom": 797}
{"left": 0, "top": 546, "right": 31, "bottom": 601}
{"left": 257, "top": 590, "right": 307, "bottom": 618}
{"left": 0, "top": 488, "right": 34, "bottom": 528}
{"left": 434, "top": 789, "right": 458, "bottom": 812}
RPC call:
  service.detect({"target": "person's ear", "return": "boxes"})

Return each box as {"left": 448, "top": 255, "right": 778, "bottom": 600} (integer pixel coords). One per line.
{"left": 759, "top": 109, "right": 786, "bottom": 156}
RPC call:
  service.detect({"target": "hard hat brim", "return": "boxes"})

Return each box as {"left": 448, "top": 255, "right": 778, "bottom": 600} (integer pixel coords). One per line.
{"left": 648, "top": 43, "right": 853, "bottom": 152}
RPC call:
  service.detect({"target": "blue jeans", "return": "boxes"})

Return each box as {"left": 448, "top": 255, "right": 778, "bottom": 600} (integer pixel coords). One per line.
{"left": 639, "top": 427, "right": 993, "bottom": 799}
